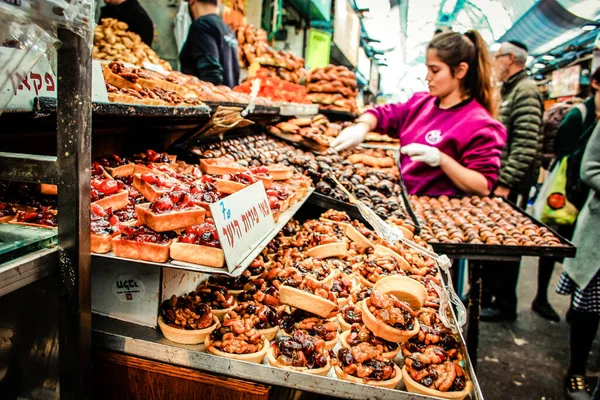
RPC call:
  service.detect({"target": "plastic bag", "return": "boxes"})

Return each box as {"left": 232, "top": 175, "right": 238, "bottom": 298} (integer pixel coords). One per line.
{"left": 532, "top": 157, "right": 578, "bottom": 225}
{"left": 175, "top": 1, "right": 192, "bottom": 54}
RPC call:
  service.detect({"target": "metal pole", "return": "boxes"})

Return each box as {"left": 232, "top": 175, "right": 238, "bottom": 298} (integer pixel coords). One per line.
{"left": 56, "top": 27, "right": 92, "bottom": 399}
{"left": 467, "top": 259, "right": 482, "bottom": 371}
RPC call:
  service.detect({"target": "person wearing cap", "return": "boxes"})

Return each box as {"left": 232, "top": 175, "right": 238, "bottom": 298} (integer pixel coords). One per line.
{"left": 481, "top": 40, "right": 544, "bottom": 322}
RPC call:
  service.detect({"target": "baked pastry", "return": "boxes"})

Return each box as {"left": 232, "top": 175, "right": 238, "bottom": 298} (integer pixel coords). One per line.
{"left": 132, "top": 173, "right": 190, "bottom": 202}
{"left": 205, "top": 319, "right": 269, "bottom": 363}
{"left": 158, "top": 293, "right": 218, "bottom": 344}
{"left": 90, "top": 203, "right": 123, "bottom": 254}
{"left": 224, "top": 301, "right": 281, "bottom": 340}
{"left": 195, "top": 283, "right": 237, "bottom": 321}
{"left": 91, "top": 169, "right": 128, "bottom": 211}
{"left": 136, "top": 191, "right": 205, "bottom": 232}
{"left": 10, "top": 208, "right": 57, "bottom": 229}
{"left": 0, "top": 202, "right": 17, "bottom": 223}
{"left": 340, "top": 324, "right": 400, "bottom": 360}
{"left": 278, "top": 309, "right": 339, "bottom": 350}
{"left": 98, "top": 154, "right": 135, "bottom": 178}
{"left": 330, "top": 277, "right": 354, "bottom": 308}
{"left": 353, "top": 253, "right": 408, "bottom": 288}
{"left": 112, "top": 225, "right": 177, "bottom": 262}
{"left": 373, "top": 275, "right": 428, "bottom": 310}
{"left": 332, "top": 343, "right": 401, "bottom": 388}
{"left": 170, "top": 219, "right": 224, "bottom": 268}
{"left": 338, "top": 304, "right": 362, "bottom": 332}
{"left": 402, "top": 362, "right": 472, "bottom": 399}
{"left": 278, "top": 277, "right": 338, "bottom": 318}
{"left": 200, "top": 158, "right": 245, "bottom": 175}
{"left": 361, "top": 290, "right": 420, "bottom": 343}
{"left": 267, "top": 330, "right": 331, "bottom": 375}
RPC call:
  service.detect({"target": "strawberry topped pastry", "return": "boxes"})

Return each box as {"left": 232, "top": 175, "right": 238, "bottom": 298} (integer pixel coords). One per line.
{"left": 114, "top": 176, "right": 144, "bottom": 204}
{"left": 98, "top": 154, "right": 134, "bottom": 177}
{"left": 140, "top": 149, "right": 175, "bottom": 164}
{"left": 171, "top": 219, "right": 224, "bottom": 268}
{"left": 13, "top": 208, "right": 57, "bottom": 229}
{"left": 190, "top": 179, "right": 222, "bottom": 216}
{"left": 112, "top": 197, "right": 139, "bottom": 225}
{"left": 112, "top": 225, "right": 177, "bottom": 262}
{"left": 91, "top": 166, "right": 128, "bottom": 211}
{"left": 216, "top": 170, "right": 259, "bottom": 194}
{"left": 0, "top": 202, "right": 16, "bottom": 222}
{"left": 133, "top": 172, "right": 190, "bottom": 202}
{"left": 136, "top": 191, "right": 205, "bottom": 232}
{"left": 91, "top": 203, "right": 123, "bottom": 253}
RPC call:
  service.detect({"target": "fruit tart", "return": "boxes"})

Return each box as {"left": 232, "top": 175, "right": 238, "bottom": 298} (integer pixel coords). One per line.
{"left": 224, "top": 301, "right": 281, "bottom": 340}
{"left": 292, "top": 257, "right": 338, "bottom": 286}
{"left": 200, "top": 158, "right": 245, "bottom": 175}
{"left": 267, "top": 330, "right": 331, "bottom": 376}
{"left": 205, "top": 318, "right": 269, "bottom": 364}
{"left": 133, "top": 172, "right": 190, "bottom": 202}
{"left": 340, "top": 324, "right": 400, "bottom": 360}
{"left": 135, "top": 149, "right": 177, "bottom": 165}
{"left": 98, "top": 154, "right": 134, "bottom": 178}
{"left": 91, "top": 174, "right": 128, "bottom": 211}
{"left": 361, "top": 290, "right": 420, "bottom": 343}
{"left": 353, "top": 253, "right": 407, "bottom": 288}
{"left": 90, "top": 204, "right": 123, "bottom": 254}
{"left": 112, "top": 197, "right": 139, "bottom": 226}
{"left": 278, "top": 309, "right": 339, "bottom": 350}
{"left": 373, "top": 275, "right": 429, "bottom": 310}
{"left": 136, "top": 191, "right": 205, "bottom": 232}
{"left": 112, "top": 225, "right": 177, "bottom": 262}
{"left": 189, "top": 178, "right": 222, "bottom": 217}
{"left": 0, "top": 202, "right": 17, "bottom": 223}
{"left": 401, "top": 307, "right": 461, "bottom": 360}
{"left": 261, "top": 164, "right": 294, "bottom": 181}
{"left": 195, "top": 283, "right": 237, "bottom": 321}
{"left": 299, "top": 220, "right": 348, "bottom": 259}
{"left": 402, "top": 358, "right": 472, "bottom": 399}
{"left": 278, "top": 276, "right": 338, "bottom": 318}
{"left": 158, "top": 293, "right": 218, "bottom": 344}
{"left": 330, "top": 277, "right": 354, "bottom": 308}
{"left": 170, "top": 219, "right": 224, "bottom": 268}
{"left": 215, "top": 170, "right": 267, "bottom": 194}
{"left": 247, "top": 254, "right": 267, "bottom": 278}
{"left": 235, "top": 280, "right": 282, "bottom": 310}
{"left": 11, "top": 208, "right": 57, "bottom": 229}
{"left": 332, "top": 343, "right": 402, "bottom": 388}
{"left": 338, "top": 305, "right": 363, "bottom": 332}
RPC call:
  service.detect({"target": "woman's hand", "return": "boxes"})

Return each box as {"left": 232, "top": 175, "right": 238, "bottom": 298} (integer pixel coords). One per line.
{"left": 400, "top": 144, "right": 441, "bottom": 167}
{"left": 331, "top": 122, "right": 370, "bottom": 152}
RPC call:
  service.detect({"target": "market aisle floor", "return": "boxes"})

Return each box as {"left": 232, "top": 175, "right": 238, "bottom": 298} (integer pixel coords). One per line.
{"left": 477, "top": 257, "right": 600, "bottom": 400}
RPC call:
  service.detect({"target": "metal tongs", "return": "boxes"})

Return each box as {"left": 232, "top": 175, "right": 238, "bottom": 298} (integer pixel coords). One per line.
{"left": 328, "top": 174, "right": 467, "bottom": 332}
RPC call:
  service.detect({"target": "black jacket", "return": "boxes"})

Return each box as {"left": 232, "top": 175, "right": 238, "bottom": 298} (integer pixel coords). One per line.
{"left": 99, "top": 0, "right": 154, "bottom": 46}
{"left": 179, "top": 14, "right": 240, "bottom": 88}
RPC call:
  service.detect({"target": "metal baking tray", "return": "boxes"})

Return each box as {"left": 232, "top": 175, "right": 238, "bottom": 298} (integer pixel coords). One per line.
{"left": 307, "top": 192, "right": 421, "bottom": 235}
{"left": 416, "top": 197, "right": 577, "bottom": 259}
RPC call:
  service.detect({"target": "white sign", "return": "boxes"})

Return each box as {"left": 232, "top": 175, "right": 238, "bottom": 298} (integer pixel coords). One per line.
{"left": 210, "top": 182, "right": 275, "bottom": 273}
{"left": 111, "top": 274, "right": 146, "bottom": 303}
{"left": 1, "top": 47, "right": 109, "bottom": 111}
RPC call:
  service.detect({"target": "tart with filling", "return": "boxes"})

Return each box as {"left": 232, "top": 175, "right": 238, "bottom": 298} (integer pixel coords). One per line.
{"left": 98, "top": 154, "right": 134, "bottom": 177}
{"left": 224, "top": 301, "right": 281, "bottom": 340}
{"left": 267, "top": 330, "right": 331, "bottom": 376}
{"left": 338, "top": 304, "right": 363, "bottom": 332}
{"left": 132, "top": 172, "right": 190, "bottom": 202}
{"left": 330, "top": 277, "right": 354, "bottom": 308}
{"left": 91, "top": 173, "right": 128, "bottom": 211}
{"left": 278, "top": 276, "right": 338, "bottom": 318}
{"left": 190, "top": 178, "right": 222, "bottom": 217}
{"left": 90, "top": 204, "right": 123, "bottom": 253}
{"left": 195, "top": 283, "right": 237, "bottom": 321}
{"left": 402, "top": 360, "right": 472, "bottom": 399}
{"left": 136, "top": 191, "right": 205, "bottom": 232}
{"left": 0, "top": 202, "right": 16, "bottom": 223}
{"left": 11, "top": 208, "right": 57, "bottom": 229}
{"left": 332, "top": 343, "right": 402, "bottom": 388}
{"left": 279, "top": 309, "right": 339, "bottom": 350}
{"left": 341, "top": 324, "right": 400, "bottom": 360}
{"left": 112, "top": 225, "right": 177, "bottom": 262}
{"left": 235, "top": 280, "right": 282, "bottom": 309}
{"left": 208, "top": 270, "right": 252, "bottom": 294}
{"left": 353, "top": 253, "right": 407, "bottom": 288}
{"left": 158, "top": 293, "right": 218, "bottom": 344}
{"left": 361, "top": 289, "right": 420, "bottom": 343}
{"left": 170, "top": 219, "right": 224, "bottom": 267}
{"left": 205, "top": 318, "right": 269, "bottom": 364}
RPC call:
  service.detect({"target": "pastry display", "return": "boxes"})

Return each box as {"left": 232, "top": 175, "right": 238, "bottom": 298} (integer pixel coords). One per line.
{"left": 410, "top": 195, "right": 565, "bottom": 247}
{"left": 234, "top": 68, "right": 311, "bottom": 104}
{"left": 93, "top": 18, "right": 172, "bottom": 70}
{"left": 0, "top": 202, "right": 17, "bottom": 223}
{"left": 307, "top": 65, "right": 358, "bottom": 113}
{"left": 267, "top": 330, "right": 331, "bottom": 375}
{"left": 158, "top": 292, "right": 218, "bottom": 344}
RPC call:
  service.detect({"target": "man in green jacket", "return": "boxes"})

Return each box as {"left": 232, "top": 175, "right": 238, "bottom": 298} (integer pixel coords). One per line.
{"left": 481, "top": 41, "right": 544, "bottom": 322}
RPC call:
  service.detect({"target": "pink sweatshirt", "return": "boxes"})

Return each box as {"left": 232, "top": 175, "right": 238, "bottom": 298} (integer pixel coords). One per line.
{"left": 365, "top": 92, "right": 507, "bottom": 196}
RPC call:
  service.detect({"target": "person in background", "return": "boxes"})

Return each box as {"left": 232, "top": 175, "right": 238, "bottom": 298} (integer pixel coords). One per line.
{"left": 480, "top": 40, "right": 544, "bottom": 322}
{"left": 179, "top": 0, "right": 240, "bottom": 88}
{"left": 331, "top": 30, "right": 506, "bottom": 197}
{"left": 557, "top": 121, "right": 600, "bottom": 400}
{"left": 99, "top": 0, "right": 154, "bottom": 46}
{"left": 533, "top": 68, "right": 600, "bottom": 323}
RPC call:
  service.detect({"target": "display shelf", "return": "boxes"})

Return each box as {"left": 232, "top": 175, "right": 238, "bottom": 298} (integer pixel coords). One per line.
{"left": 93, "top": 315, "right": 483, "bottom": 400}
{"left": 92, "top": 189, "right": 313, "bottom": 277}
{"left": 35, "top": 97, "right": 212, "bottom": 118}
{"left": 203, "top": 101, "right": 280, "bottom": 116}
{"left": 318, "top": 108, "right": 358, "bottom": 121}
{"left": 0, "top": 247, "right": 57, "bottom": 297}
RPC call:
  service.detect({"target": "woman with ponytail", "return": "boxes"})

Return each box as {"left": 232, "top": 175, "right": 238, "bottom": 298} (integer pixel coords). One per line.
{"left": 331, "top": 30, "right": 507, "bottom": 196}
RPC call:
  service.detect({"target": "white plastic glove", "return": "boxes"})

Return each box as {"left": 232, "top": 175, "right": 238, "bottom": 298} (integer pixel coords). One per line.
{"left": 331, "top": 123, "right": 369, "bottom": 152}
{"left": 400, "top": 143, "right": 441, "bottom": 167}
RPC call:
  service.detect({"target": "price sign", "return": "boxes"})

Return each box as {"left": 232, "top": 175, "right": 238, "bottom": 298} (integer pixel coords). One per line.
{"left": 305, "top": 28, "right": 332, "bottom": 70}
{"left": 210, "top": 182, "right": 275, "bottom": 272}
